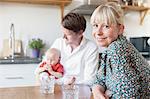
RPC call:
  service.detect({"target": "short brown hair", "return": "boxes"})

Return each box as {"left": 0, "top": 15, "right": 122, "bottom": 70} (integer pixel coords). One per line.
{"left": 61, "top": 13, "right": 86, "bottom": 33}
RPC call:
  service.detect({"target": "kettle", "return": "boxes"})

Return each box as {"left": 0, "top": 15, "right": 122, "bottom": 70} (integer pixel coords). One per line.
{"left": 147, "top": 38, "right": 150, "bottom": 46}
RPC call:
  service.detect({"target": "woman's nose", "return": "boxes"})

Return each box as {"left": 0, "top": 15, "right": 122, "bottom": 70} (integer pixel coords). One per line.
{"left": 97, "top": 32, "right": 103, "bottom": 36}
{"left": 95, "top": 27, "right": 103, "bottom": 35}
{"left": 96, "top": 25, "right": 102, "bottom": 34}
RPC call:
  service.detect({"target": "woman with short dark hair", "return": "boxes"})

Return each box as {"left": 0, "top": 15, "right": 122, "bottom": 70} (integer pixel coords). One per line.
{"left": 51, "top": 12, "right": 99, "bottom": 85}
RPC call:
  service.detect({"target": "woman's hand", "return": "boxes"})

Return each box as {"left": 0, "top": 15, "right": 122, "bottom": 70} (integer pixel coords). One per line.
{"left": 64, "top": 76, "right": 76, "bottom": 85}
{"left": 92, "top": 85, "right": 106, "bottom": 99}
{"left": 63, "top": 76, "right": 76, "bottom": 90}
{"left": 105, "top": 90, "right": 112, "bottom": 99}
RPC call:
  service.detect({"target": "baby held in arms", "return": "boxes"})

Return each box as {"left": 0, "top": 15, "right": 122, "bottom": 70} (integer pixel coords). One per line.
{"left": 35, "top": 48, "right": 64, "bottom": 84}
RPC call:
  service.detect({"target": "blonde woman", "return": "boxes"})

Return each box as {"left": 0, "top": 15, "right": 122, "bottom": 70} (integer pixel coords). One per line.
{"left": 91, "top": 2, "right": 149, "bottom": 99}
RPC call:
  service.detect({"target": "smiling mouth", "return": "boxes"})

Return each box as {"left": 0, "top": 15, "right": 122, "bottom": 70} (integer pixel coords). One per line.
{"left": 96, "top": 37, "right": 106, "bottom": 41}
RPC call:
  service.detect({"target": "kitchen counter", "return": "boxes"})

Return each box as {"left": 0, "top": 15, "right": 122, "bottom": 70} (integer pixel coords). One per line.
{"left": 0, "top": 57, "right": 42, "bottom": 64}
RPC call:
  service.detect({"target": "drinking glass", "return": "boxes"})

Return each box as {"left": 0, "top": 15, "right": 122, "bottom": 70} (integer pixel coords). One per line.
{"left": 39, "top": 72, "right": 55, "bottom": 94}
{"left": 138, "top": 0, "right": 144, "bottom": 6}
{"left": 62, "top": 84, "right": 79, "bottom": 99}
{"left": 132, "top": 0, "right": 138, "bottom": 6}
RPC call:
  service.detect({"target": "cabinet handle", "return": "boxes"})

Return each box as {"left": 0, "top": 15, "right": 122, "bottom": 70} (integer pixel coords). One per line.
{"left": 5, "top": 76, "right": 24, "bottom": 79}
{"left": 144, "top": 39, "right": 146, "bottom": 50}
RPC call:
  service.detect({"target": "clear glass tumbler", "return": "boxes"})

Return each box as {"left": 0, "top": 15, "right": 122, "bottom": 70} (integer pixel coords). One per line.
{"left": 62, "top": 84, "right": 79, "bottom": 99}
{"left": 39, "top": 72, "right": 55, "bottom": 94}
{"left": 47, "top": 76, "right": 55, "bottom": 93}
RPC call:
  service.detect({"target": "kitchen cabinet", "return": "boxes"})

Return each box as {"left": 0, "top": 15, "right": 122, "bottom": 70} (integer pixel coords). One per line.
{"left": 0, "top": 0, "right": 72, "bottom": 18}
{"left": 0, "top": 64, "right": 38, "bottom": 88}
{"left": 121, "top": 5, "right": 150, "bottom": 25}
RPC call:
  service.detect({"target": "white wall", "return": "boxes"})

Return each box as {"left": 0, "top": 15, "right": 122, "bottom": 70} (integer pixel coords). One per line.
{"left": 0, "top": 2, "right": 62, "bottom": 57}
{"left": 0, "top": 1, "right": 150, "bottom": 57}
{"left": 124, "top": 11, "right": 150, "bottom": 38}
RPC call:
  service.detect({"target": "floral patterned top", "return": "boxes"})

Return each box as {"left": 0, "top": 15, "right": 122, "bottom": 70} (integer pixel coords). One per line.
{"left": 93, "top": 35, "right": 150, "bottom": 99}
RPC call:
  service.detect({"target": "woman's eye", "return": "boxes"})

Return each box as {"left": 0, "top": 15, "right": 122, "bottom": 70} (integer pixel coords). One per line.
{"left": 103, "top": 25, "right": 109, "bottom": 28}
{"left": 93, "top": 24, "right": 98, "bottom": 28}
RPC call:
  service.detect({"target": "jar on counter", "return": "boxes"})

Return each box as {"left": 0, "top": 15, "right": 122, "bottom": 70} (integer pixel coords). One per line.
{"left": 122, "top": 0, "right": 132, "bottom": 5}
{"left": 132, "top": 0, "right": 144, "bottom": 6}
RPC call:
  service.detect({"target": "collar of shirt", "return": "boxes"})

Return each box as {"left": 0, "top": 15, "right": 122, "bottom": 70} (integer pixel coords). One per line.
{"left": 64, "top": 37, "right": 87, "bottom": 55}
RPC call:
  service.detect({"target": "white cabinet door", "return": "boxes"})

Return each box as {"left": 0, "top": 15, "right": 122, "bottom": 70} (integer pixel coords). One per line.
{"left": 0, "top": 64, "right": 38, "bottom": 88}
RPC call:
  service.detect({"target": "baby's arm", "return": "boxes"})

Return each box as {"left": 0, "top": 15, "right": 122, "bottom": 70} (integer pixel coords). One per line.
{"left": 50, "top": 71, "right": 63, "bottom": 78}
{"left": 34, "top": 62, "right": 47, "bottom": 85}
{"left": 38, "top": 66, "right": 46, "bottom": 74}
{"left": 36, "top": 62, "right": 47, "bottom": 75}
{"left": 47, "top": 66, "right": 63, "bottom": 78}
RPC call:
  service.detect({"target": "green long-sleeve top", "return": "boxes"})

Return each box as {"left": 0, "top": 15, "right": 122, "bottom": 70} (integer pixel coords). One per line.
{"left": 93, "top": 35, "right": 150, "bottom": 99}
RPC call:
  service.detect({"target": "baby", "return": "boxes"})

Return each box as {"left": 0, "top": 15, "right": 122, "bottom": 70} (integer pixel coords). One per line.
{"left": 35, "top": 48, "right": 64, "bottom": 83}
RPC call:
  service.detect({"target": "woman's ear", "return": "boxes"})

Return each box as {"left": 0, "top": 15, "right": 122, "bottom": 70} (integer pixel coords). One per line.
{"left": 78, "top": 30, "right": 84, "bottom": 37}
{"left": 118, "top": 24, "right": 124, "bottom": 35}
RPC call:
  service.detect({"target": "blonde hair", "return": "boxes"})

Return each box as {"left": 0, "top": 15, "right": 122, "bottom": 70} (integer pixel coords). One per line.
{"left": 91, "top": 2, "right": 124, "bottom": 25}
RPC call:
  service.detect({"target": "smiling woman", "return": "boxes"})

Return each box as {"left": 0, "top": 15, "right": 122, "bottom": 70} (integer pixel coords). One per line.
{"left": 91, "top": 2, "right": 149, "bottom": 99}
{"left": 50, "top": 12, "right": 99, "bottom": 85}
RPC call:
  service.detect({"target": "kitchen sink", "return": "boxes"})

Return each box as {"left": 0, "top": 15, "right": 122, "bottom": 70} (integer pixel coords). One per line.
{"left": 0, "top": 56, "right": 42, "bottom": 64}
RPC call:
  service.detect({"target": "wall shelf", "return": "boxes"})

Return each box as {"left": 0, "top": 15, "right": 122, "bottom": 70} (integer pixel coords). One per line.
{"left": 0, "top": 0, "right": 72, "bottom": 18}
{"left": 121, "top": 5, "right": 150, "bottom": 25}
{"left": 0, "top": 0, "right": 72, "bottom": 6}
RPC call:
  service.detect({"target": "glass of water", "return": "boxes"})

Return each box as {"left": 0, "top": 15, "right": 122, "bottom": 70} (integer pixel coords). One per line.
{"left": 62, "top": 84, "right": 79, "bottom": 99}
{"left": 47, "top": 76, "right": 55, "bottom": 93}
{"left": 40, "top": 72, "right": 55, "bottom": 94}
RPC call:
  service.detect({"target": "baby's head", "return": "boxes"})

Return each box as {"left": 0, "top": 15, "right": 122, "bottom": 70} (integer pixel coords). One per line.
{"left": 45, "top": 48, "right": 60, "bottom": 66}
